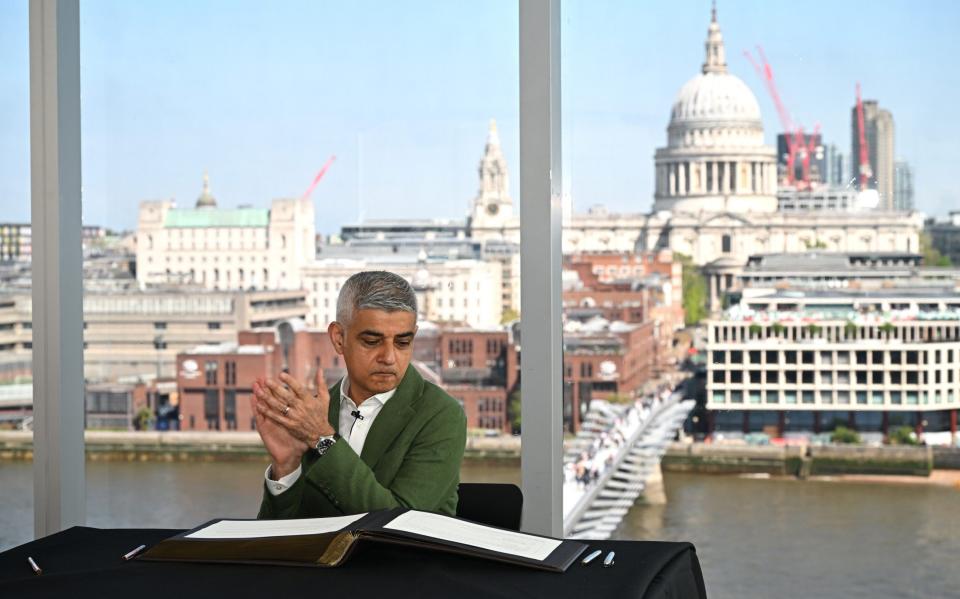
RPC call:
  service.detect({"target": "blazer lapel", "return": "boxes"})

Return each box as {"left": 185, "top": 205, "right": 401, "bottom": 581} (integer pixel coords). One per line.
{"left": 327, "top": 380, "right": 343, "bottom": 436}
{"left": 359, "top": 365, "right": 423, "bottom": 469}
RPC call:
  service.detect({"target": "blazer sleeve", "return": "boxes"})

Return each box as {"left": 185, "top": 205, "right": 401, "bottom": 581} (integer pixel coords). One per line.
{"left": 301, "top": 399, "right": 467, "bottom": 516}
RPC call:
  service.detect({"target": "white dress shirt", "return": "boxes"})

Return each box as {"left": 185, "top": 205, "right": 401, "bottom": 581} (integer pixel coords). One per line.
{"left": 264, "top": 377, "right": 397, "bottom": 496}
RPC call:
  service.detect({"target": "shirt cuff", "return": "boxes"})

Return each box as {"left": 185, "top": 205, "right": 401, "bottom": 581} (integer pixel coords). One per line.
{"left": 264, "top": 464, "right": 302, "bottom": 496}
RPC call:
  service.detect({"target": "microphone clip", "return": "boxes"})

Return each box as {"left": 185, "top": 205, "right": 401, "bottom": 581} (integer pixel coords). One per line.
{"left": 351, "top": 409, "right": 365, "bottom": 420}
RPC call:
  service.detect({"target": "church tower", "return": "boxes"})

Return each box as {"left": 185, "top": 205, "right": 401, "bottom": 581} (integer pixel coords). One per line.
{"left": 471, "top": 119, "right": 514, "bottom": 230}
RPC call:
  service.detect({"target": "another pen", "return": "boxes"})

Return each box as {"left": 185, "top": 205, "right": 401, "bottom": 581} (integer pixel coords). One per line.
{"left": 603, "top": 551, "right": 616, "bottom": 567}
{"left": 27, "top": 556, "right": 42, "bottom": 575}
{"left": 122, "top": 544, "right": 147, "bottom": 561}
{"left": 581, "top": 549, "right": 602, "bottom": 565}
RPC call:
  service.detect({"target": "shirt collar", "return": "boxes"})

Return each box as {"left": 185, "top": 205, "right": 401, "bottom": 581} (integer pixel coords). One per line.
{"left": 340, "top": 376, "right": 398, "bottom": 408}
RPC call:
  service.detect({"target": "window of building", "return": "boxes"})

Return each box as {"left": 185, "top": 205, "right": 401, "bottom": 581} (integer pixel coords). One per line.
{"left": 855, "top": 351, "right": 868, "bottom": 364}
{"left": 721, "top": 234, "right": 732, "bottom": 254}
{"left": 784, "top": 351, "right": 797, "bottom": 364}
{"left": 765, "top": 391, "right": 778, "bottom": 404}
{"left": 802, "top": 371, "right": 814, "bottom": 384}
{"left": 837, "top": 391, "right": 850, "bottom": 405}
{"left": 713, "top": 370, "right": 724, "bottom": 384}
{"left": 730, "top": 390, "right": 743, "bottom": 403}
{"left": 204, "top": 389, "right": 220, "bottom": 430}
{"left": 730, "top": 350, "right": 742, "bottom": 364}
{"left": 785, "top": 371, "right": 797, "bottom": 384}
{"left": 749, "top": 371, "right": 761, "bottom": 384}
{"left": 749, "top": 350, "right": 761, "bottom": 364}
{"left": 872, "top": 371, "right": 883, "bottom": 385}
{"left": 205, "top": 360, "right": 218, "bottom": 385}
{"left": 890, "top": 351, "right": 902, "bottom": 364}
{"left": 856, "top": 392, "right": 868, "bottom": 405}
{"left": 765, "top": 371, "right": 778, "bottom": 383}
{"left": 765, "top": 350, "right": 777, "bottom": 364}
{"left": 872, "top": 351, "right": 883, "bottom": 364}
{"left": 802, "top": 351, "right": 814, "bottom": 365}
{"left": 820, "top": 371, "right": 833, "bottom": 384}
{"left": 907, "top": 371, "right": 919, "bottom": 385}
{"left": 730, "top": 371, "right": 743, "bottom": 384}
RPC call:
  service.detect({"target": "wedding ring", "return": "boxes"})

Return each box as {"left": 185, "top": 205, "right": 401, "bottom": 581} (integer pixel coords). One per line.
{"left": 282, "top": 405, "right": 290, "bottom": 416}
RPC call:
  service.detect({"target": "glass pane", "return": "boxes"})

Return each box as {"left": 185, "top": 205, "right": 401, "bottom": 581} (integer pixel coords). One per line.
{"left": 563, "top": 1, "right": 960, "bottom": 596}
{"left": 0, "top": 0, "right": 33, "bottom": 552}
{"left": 80, "top": 1, "right": 518, "bottom": 530}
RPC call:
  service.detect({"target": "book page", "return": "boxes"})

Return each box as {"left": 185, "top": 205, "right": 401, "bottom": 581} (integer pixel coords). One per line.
{"left": 185, "top": 513, "right": 367, "bottom": 540}
{"left": 383, "top": 511, "right": 562, "bottom": 562}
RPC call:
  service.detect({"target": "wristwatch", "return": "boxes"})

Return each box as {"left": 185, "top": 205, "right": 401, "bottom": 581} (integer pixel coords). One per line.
{"left": 314, "top": 434, "right": 338, "bottom": 457}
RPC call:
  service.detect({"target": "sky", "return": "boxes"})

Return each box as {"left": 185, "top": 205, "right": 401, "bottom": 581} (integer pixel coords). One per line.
{"left": 1, "top": 0, "right": 958, "bottom": 234}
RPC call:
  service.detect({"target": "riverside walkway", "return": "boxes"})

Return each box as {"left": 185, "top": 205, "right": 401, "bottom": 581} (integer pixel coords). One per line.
{"left": 562, "top": 386, "right": 695, "bottom": 539}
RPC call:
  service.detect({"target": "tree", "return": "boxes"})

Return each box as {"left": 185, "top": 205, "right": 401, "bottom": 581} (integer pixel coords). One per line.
{"left": 748, "top": 323, "right": 763, "bottom": 338}
{"left": 676, "top": 253, "right": 708, "bottom": 325}
{"left": 771, "top": 322, "right": 786, "bottom": 337}
{"left": 507, "top": 389, "right": 522, "bottom": 434}
{"left": 135, "top": 407, "right": 153, "bottom": 431}
{"left": 500, "top": 308, "right": 520, "bottom": 325}
{"left": 919, "top": 232, "right": 952, "bottom": 267}
{"left": 888, "top": 425, "right": 918, "bottom": 446}
{"left": 831, "top": 425, "right": 861, "bottom": 444}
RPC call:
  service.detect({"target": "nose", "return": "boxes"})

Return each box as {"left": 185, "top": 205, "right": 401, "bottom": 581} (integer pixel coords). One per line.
{"left": 377, "top": 343, "right": 397, "bottom": 366}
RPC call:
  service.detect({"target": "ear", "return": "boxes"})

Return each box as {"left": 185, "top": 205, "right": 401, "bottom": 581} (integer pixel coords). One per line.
{"left": 328, "top": 321, "right": 345, "bottom": 354}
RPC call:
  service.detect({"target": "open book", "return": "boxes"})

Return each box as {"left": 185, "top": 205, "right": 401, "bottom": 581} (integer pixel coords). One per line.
{"left": 139, "top": 508, "right": 587, "bottom": 573}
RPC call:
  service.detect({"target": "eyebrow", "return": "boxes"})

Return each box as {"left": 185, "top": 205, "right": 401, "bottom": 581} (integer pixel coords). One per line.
{"left": 358, "top": 330, "right": 416, "bottom": 339}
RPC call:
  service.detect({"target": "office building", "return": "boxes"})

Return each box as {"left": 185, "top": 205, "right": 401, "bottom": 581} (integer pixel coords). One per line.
{"left": 894, "top": 160, "right": 914, "bottom": 212}
{"left": 705, "top": 288, "right": 960, "bottom": 444}
{"left": 926, "top": 212, "right": 960, "bottom": 266}
{"left": 852, "top": 100, "right": 895, "bottom": 210}
{"left": 776, "top": 133, "right": 824, "bottom": 186}
{"left": 135, "top": 174, "right": 316, "bottom": 291}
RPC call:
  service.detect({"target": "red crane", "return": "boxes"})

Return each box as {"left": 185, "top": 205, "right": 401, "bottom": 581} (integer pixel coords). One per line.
{"left": 744, "top": 46, "right": 818, "bottom": 190}
{"left": 855, "top": 83, "right": 872, "bottom": 189}
{"left": 301, "top": 155, "right": 337, "bottom": 201}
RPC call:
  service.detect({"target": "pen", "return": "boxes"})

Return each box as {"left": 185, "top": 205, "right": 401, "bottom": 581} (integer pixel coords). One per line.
{"left": 27, "top": 556, "right": 42, "bottom": 575}
{"left": 581, "top": 549, "right": 602, "bottom": 565}
{"left": 603, "top": 551, "right": 615, "bottom": 567}
{"left": 122, "top": 544, "right": 147, "bottom": 561}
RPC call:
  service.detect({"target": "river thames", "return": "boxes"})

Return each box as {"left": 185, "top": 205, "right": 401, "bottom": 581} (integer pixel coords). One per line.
{"left": 2, "top": 461, "right": 958, "bottom": 598}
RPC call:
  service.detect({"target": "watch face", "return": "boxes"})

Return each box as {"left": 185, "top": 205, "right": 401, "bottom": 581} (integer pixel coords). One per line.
{"left": 486, "top": 203, "right": 499, "bottom": 216}
{"left": 315, "top": 437, "right": 336, "bottom": 455}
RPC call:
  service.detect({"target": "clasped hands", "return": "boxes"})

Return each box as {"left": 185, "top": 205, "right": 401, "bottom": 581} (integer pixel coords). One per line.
{"left": 251, "top": 372, "right": 336, "bottom": 479}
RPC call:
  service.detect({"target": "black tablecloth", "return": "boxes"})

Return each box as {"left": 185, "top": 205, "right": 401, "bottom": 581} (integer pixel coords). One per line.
{"left": 0, "top": 527, "right": 706, "bottom": 599}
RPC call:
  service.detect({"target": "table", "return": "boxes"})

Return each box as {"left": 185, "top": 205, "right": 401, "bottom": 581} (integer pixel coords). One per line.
{"left": 0, "top": 527, "right": 707, "bottom": 598}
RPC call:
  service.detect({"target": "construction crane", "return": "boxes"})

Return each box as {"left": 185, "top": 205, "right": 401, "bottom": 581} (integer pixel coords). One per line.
{"left": 744, "top": 46, "right": 819, "bottom": 190}
{"left": 301, "top": 155, "right": 337, "bottom": 201}
{"left": 855, "top": 83, "right": 872, "bottom": 189}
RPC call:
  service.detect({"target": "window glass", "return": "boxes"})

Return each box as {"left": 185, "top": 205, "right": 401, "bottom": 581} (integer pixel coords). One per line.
{"left": 79, "top": 0, "right": 519, "bottom": 530}
{"left": 561, "top": 3, "right": 960, "bottom": 595}
{"left": 0, "top": 0, "right": 32, "bottom": 552}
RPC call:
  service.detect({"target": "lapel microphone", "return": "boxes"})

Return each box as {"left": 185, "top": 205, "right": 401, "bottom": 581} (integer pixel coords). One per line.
{"left": 351, "top": 410, "right": 364, "bottom": 420}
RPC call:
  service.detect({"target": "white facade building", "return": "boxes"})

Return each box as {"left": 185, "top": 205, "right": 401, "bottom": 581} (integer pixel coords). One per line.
{"left": 705, "top": 288, "right": 960, "bottom": 442}
{"left": 302, "top": 256, "right": 503, "bottom": 330}
{"left": 136, "top": 174, "right": 315, "bottom": 291}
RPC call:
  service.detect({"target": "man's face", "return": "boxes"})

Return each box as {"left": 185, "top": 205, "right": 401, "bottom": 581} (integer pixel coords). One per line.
{"left": 329, "top": 309, "right": 417, "bottom": 401}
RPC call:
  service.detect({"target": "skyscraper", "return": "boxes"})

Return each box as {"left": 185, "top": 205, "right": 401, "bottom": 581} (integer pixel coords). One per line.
{"left": 851, "top": 100, "right": 895, "bottom": 210}
{"left": 894, "top": 160, "right": 914, "bottom": 212}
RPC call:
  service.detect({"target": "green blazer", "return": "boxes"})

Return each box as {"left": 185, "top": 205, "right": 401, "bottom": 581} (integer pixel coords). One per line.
{"left": 258, "top": 365, "right": 467, "bottom": 519}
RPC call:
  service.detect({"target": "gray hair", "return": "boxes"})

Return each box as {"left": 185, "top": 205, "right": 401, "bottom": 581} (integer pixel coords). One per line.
{"left": 336, "top": 271, "right": 418, "bottom": 325}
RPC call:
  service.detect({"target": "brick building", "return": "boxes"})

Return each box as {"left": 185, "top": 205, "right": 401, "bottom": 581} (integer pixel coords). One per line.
{"left": 176, "top": 320, "right": 517, "bottom": 433}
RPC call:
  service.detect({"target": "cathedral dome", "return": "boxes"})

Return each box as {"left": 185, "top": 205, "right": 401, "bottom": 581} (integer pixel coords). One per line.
{"left": 670, "top": 72, "right": 762, "bottom": 128}
{"left": 664, "top": 8, "right": 765, "bottom": 150}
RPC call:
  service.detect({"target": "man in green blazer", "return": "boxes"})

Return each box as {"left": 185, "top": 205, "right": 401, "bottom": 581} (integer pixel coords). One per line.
{"left": 251, "top": 271, "right": 467, "bottom": 519}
